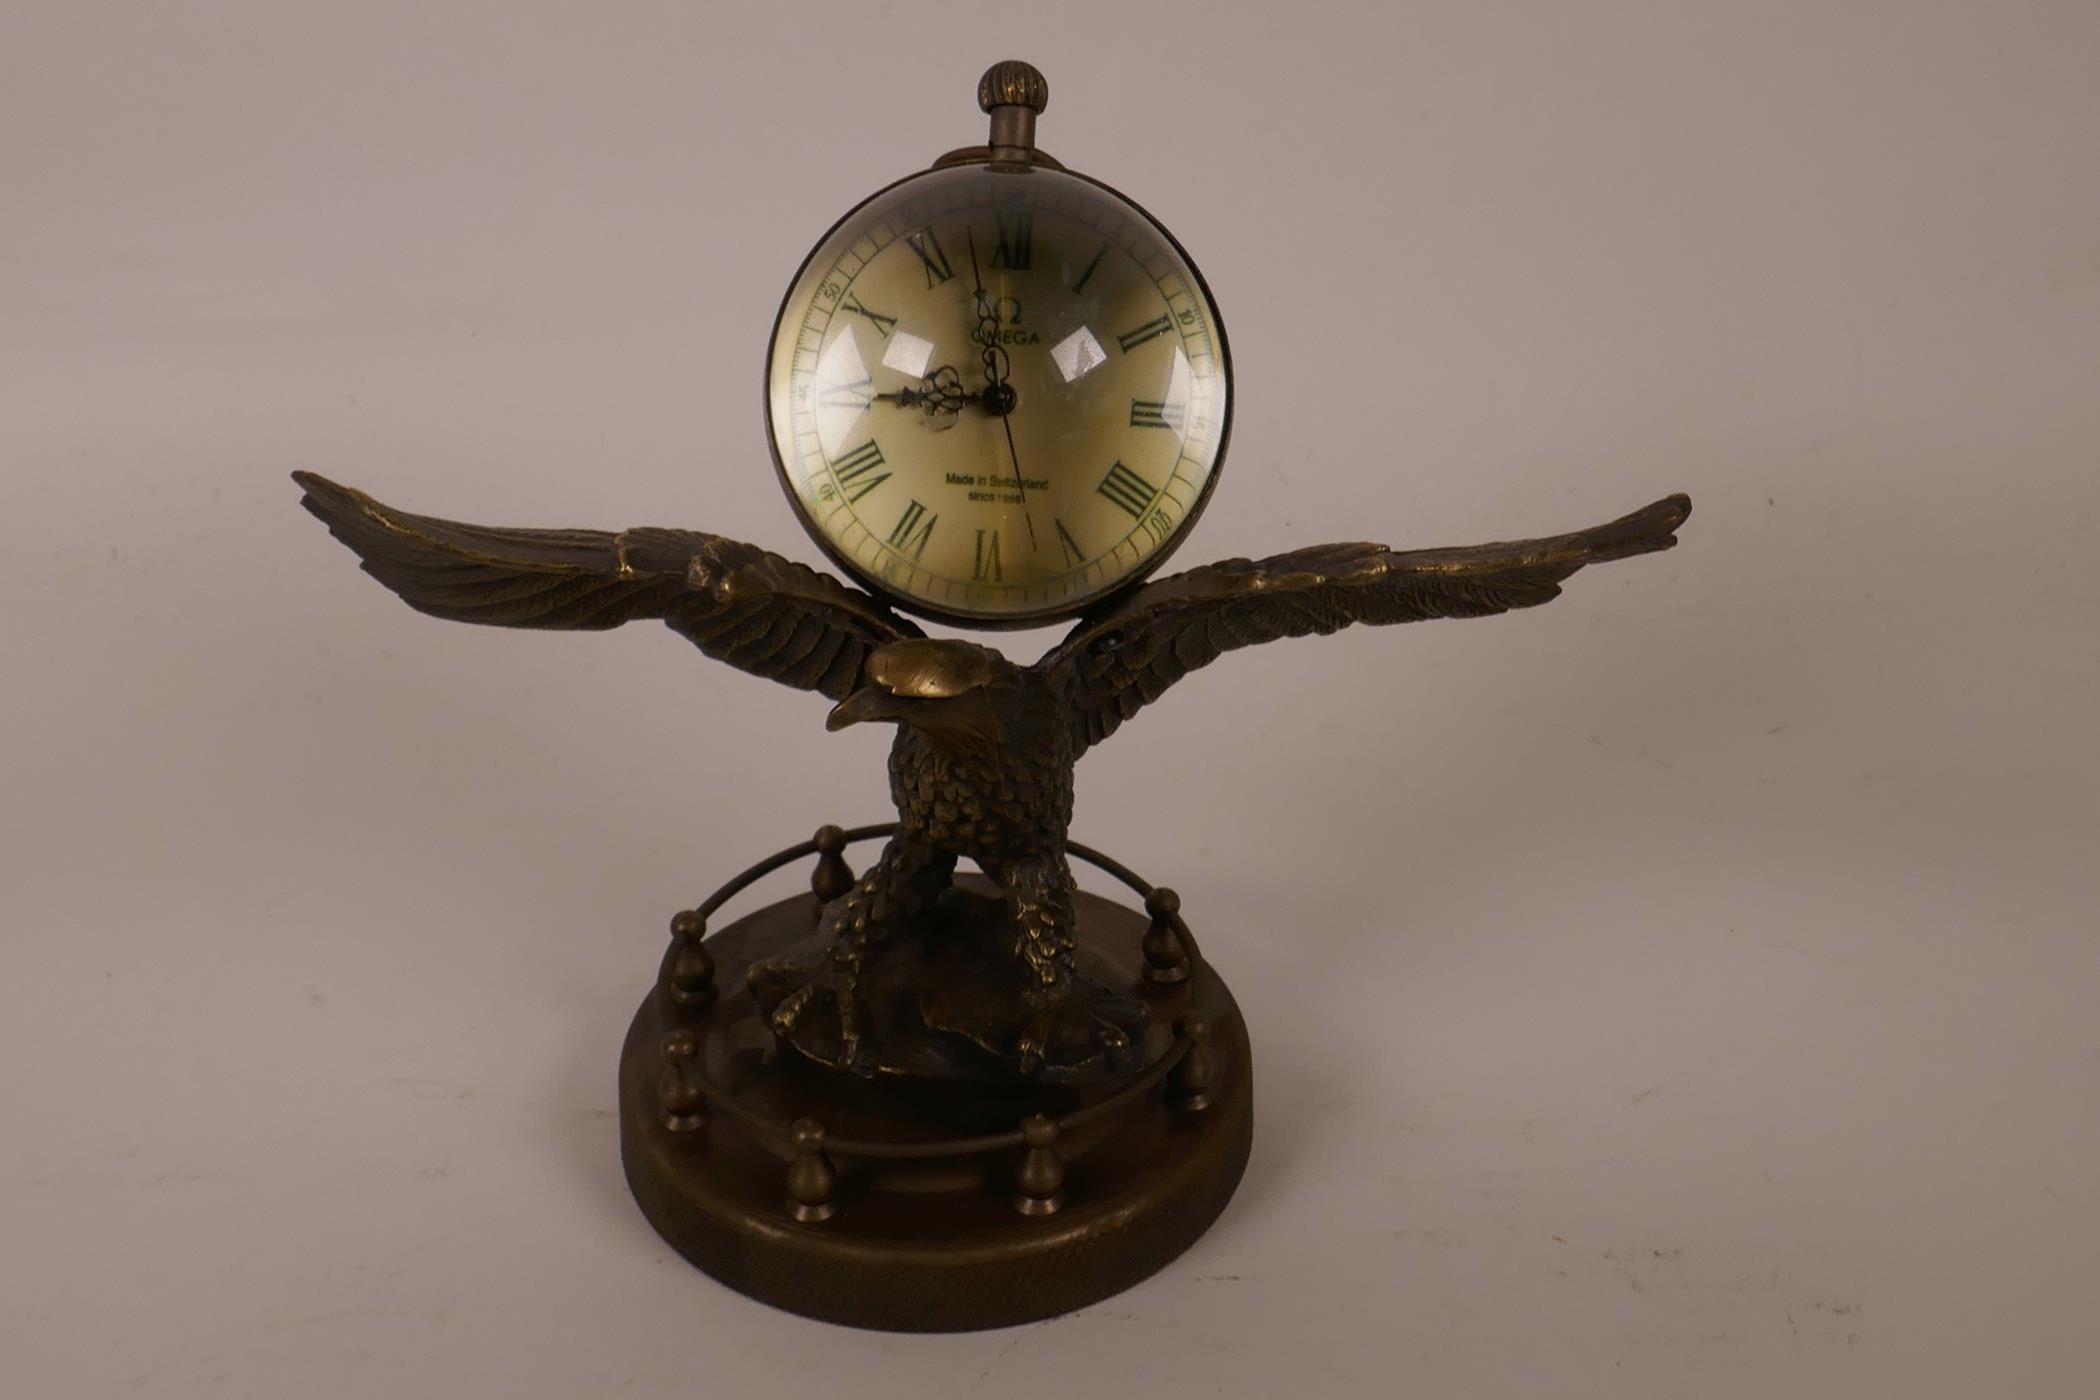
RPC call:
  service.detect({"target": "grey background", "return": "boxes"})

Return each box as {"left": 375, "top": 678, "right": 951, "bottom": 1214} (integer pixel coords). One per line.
{"left": 4, "top": 2, "right": 2095, "bottom": 1395}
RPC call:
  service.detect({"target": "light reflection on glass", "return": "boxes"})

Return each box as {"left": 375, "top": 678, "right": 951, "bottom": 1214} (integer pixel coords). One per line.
{"left": 814, "top": 330, "right": 872, "bottom": 441}
{"left": 881, "top": 329, "right": 937, "bottom": 380}
{"left": 1049, "top": 325, "right": 1108, "bottom": 384}
{"left": 1164, "top": 346, "right": 1194, "bottom": 443}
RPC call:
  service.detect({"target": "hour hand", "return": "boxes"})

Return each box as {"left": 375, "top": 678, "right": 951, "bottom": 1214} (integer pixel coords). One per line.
{"left": 868, "top": 365, "right": 975, "bottom": 418}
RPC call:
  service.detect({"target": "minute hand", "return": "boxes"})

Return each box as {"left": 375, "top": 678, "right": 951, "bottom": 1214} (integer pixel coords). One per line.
{"left": 968, "top": 229, "right": 1038, "bottom": 551}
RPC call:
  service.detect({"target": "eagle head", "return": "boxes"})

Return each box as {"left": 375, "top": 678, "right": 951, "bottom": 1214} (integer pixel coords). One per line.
{"left": 825, "top": 639, "right": 1023, "bottom": 741}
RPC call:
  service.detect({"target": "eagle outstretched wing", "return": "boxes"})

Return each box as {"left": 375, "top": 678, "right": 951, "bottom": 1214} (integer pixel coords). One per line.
{"left": 293, "top": 471, "right": 922, "bottom": 701}
{"left": 1039, "top": 494, "right": 1691, "bottom": 753}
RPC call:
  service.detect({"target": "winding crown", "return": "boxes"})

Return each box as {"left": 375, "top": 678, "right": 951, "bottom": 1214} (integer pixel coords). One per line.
{"left": 978, "top": 60, "right": 1049, "bottom": 114}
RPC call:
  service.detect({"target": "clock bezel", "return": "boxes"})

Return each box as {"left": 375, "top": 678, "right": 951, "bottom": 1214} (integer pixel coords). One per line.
{"left": 761, "top": 157, "right": 1235, "bottom": 631}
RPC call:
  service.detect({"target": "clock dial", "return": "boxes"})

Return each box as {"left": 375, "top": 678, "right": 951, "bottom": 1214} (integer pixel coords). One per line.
{"left": 766, "top": 164, "right": 1230, "bottom": 625}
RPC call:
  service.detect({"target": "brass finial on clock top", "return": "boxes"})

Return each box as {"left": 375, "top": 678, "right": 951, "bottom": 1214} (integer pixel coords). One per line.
{"left": 979, "top": 57, "right": 1049, "bottom": 114}
{"left": 292, "top": 59, "right": 1691, "bottom": 1332}
{"left": 977, "top": 58, "right": 1049, "bottom": 158}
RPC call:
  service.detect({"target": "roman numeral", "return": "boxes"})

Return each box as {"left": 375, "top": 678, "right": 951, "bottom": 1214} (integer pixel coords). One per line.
{"left": 1096, "top": 460, "right": 1157, "bottom": 518}
{"left": 972, "top": 528, "right": 1003, "bottom": 582}
{"left": 819, "top": 376, "right": 874, "bottom": 411}
{"left": 1129, "top": 398, "right": 1185, "bottom": 431}
{"left": 903, "top": 228, "right": 955, "bottom": 287}
{"left": 989, "top": 209, "right": 1033, "bottom": 270}
{"left": 1116, "top": 315, "right": 1172, "bottom": 353}
{"left": 1055, "top": 518, "right": 1086, "bottom": 568}
{"left": 831, "top": 439, "right": 890, "bottom": 503}
{"left": 1072, "top": 239, "right": 1108, "bottom": 294}
{"left": 887, "top": 499, "right": 936, "bottom": 559}
{"left": 841, "top": 294, "right": 897, "bottom": 338}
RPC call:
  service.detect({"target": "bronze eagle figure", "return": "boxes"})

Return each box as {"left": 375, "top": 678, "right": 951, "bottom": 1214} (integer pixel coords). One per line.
{"left": 295, "top": 471, "right": 1689, "bottom": 1079}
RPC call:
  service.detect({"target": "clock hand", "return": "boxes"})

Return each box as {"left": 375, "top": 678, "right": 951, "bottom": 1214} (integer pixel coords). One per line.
{"left": 869, "top": 365, "right": 973, "bottom": 417}
{"left": 870, "top": 377, "right": 1028, "bottom": 421}
{"left": 996, "top": 408, "right": 1038, "bottom": 553}
{"left": 968, "top": 230, "right": 1039, "bottom": 552}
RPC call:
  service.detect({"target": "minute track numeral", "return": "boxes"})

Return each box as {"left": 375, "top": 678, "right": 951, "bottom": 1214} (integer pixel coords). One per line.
{"left": 888, "top": 499, "right": 937, "bottom": 559}
{"left": 831, "top": 439, "right": 890, "bottom": 503}
{"left": 903, "top": 228, "right": 956, "bottom": 287}
{"left": 1129, "top": 398, "right": 1185, "bottom": 431}
{"left": 973, "top": 528, "right": 1003, "bottom": 582}
{"left": 1096, "top": 460, "right": 1158, "bottom": 519}
{"left": 1115, "top": 315, "right": 1173, "bottom": 353}
{"left": 989, "top": 210, "right": 1033, "bottom": 271}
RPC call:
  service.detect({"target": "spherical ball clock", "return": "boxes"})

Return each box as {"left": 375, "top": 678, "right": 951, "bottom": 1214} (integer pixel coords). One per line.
{"left": 765, "top": 61, "right": 1231, "bottom": 626}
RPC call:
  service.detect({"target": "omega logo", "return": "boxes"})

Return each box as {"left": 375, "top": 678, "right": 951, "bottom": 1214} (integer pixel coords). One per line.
{"left": 971, "top": 297, "right": 1040, "bottom": 346}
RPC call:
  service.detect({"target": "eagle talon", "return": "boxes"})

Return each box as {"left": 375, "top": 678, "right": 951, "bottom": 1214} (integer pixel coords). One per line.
{"left": 1016, "top": 987, "right": 1135, "bottom": 1078}
{"left": 752, "top": 950, "right": 878, "bottom": 1076}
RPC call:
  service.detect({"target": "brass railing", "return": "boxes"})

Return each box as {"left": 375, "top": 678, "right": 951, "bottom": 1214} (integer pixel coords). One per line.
{"left": 647, "top": 824, "right": 1217, "bottom": 1218}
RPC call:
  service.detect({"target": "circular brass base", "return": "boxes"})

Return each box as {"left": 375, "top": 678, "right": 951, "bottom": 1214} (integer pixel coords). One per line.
{"left": 619, "top": 881, "right": 1253, "bottom": 1332}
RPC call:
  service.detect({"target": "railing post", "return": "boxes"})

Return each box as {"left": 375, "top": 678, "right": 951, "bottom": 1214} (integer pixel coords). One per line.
{"left": 1012, "top": 1114, "right": 1065, "bottom": 1216}
{"left": 665, "top": 909, "right": 717, "bottom": 1008}
{"left": 786, "top": 1118, "right": 838, "bottom": 1222}
{"left": 1142, "top": 887, "right": 1190, "bottom": 984}
{"left": 811, "top": 824, "right": 856, "bottom": 903}
{"left": 1168, "top": 1013, "right": 1215, "bottom": 1111}
{"left": 657, "top": 1030, "right": 708, "bottom": 1132}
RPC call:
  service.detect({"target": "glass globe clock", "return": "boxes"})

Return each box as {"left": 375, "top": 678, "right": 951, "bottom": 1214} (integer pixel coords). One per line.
{"left": 765, "top": 62, "right": 1232, "bottom": 627}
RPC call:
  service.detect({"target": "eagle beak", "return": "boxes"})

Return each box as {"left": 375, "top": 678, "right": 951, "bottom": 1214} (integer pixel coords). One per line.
{"left": 826, "top": 687, "right": 898, "bottom": 731}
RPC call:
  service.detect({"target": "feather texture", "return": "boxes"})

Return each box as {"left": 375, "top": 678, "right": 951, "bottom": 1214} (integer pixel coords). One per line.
{"left": 1039, "top": 495, "right": 1690, "bottom": 752}
{"left": 293, "top": 471, "right": 920, "bottom": 700}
